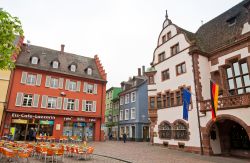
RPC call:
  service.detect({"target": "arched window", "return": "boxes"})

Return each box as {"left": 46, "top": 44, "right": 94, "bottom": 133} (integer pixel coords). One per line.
{"left": 70, "top": 65, "right": 76, "bottom": 72}
{"left": 87, "top": 68, "right": 92, "bottom": 75}
{"left": 158, "top": 121, "right": 172, "bottom": 139}
{"left": 31, "top": 57, "right": 38, "bottom": 64}
{"left": 52, "top": 61, "right": 59, "bottom": 69}
{"left": 174, "top": 122, "right": 188, "bottom": 140}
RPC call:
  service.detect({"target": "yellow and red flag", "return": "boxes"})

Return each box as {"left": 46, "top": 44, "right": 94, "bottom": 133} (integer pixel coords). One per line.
{"left": 210, "top": 81, "right": 219, "bottom": 121}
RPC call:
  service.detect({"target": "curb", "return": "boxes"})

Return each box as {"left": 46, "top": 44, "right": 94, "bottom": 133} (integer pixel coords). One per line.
{"left": 93, "top": 154, "right": 132, "bottom": 163}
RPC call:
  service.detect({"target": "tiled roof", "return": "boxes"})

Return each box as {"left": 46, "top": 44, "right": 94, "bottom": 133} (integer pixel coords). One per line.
{"left": 16, "top": 44, "right": 105, "bottom": 81}
{"left": 194, "top": 0, "right": 249, "bottom": 54}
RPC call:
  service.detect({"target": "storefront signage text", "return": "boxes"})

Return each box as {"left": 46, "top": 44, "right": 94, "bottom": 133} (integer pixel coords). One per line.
{"left": 64, "top": 116, "right": 96, "bottom": 122}
{"left": 12, "top": 113, "right": 55, "bottom": 120}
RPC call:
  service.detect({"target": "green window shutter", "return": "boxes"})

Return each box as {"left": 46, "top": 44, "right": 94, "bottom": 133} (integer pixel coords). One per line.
{"left": 59, "top": 78, "right": 64, "bottom": 89}
{"left": 41, "top": 95, "right": 48, "bottom": 108}
{"left": 33, "top": 94, "right": 40, "bottom": 107}
{"left": 76, "top": 81, "right": 81, "bottom": 92}
{"left": 93, "top": 101, "right": 96, "bottom": 112}
{"left": 21, "top": 72, "right": 27, "bottom": 84}
{"left": 36, "top": 74, "right": 42, "bottom": 86}
{"left": 57, "top": 97, "right": 62, "bottom": 109}
{"left": 63, "top": 98, "right": 68, "bottom": 110}
{"left": 45, "top": 76, "right": 51, "bottom": 87}
{"left": 82, "top": 100, "right": 86, "bottom": 111}
{"left": 83, "top": 82, "right": 88, "bottom": 93}
{"left": 93, "top": 84, "right": 97, "bottom": 94}
{"left": 15, "top": 92, "right": 23, "bottom": 106}
{"left": 75, "top": 99, "right": 79, "bottom": 111}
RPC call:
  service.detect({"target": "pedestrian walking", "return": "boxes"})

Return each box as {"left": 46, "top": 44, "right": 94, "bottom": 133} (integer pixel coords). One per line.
{"left": 123, "top": 133, "right": 127, "bottom": 143}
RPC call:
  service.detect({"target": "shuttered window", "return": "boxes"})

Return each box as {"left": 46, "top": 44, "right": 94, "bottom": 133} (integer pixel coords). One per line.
{"left": 21, "top": 72, "right": 27, "bottom": 84}
{"left": 75, "top": 99, "right": 79, "bottom": 111}
{"left": 36, "top": 74, "right": 42, "bottom": 86}
{"left": 45, "top": 76, "right": 51, "bottom": 87}
{"left": 82, "top": 100, "right": 96, "bottom": 112}
{"left": 22, "top": 94, "right": 33, "bottom": 106}
{"left": 57, "top": 97, "right": 62, "bottom": 109}
{"left": 67, "top": 99, "right": 75, "bottom": 110}
{"left": 33, "top": 94, "right": 40, "bottom": 107}
{"left": 15, "top": 92, "right": 23, "bottom": 106}
{"left": 41, "top": 95, "right": 48, "bottom": 108}
{"left": 59, "top": 78, "right": 64, "bottom": 89}
{"left": 26, "top": 74, "right": 36, "bottom": 85}
{"left": 47, "top": 97, "right": 57, "bottom": 109}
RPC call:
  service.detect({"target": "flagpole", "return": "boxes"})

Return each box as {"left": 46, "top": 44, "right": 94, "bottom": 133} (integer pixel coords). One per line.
{"left": 191, "top": 55, "right": 204, "bottom": 155}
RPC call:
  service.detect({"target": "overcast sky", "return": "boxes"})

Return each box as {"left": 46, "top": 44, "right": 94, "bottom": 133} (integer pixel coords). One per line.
{"left": 0, "top": 0, "right": 242, "bottom": 88}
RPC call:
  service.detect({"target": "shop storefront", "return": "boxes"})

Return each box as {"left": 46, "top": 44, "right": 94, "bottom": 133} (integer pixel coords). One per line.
{"left": 3, "top": 113, "right": 99, "bottom": 141}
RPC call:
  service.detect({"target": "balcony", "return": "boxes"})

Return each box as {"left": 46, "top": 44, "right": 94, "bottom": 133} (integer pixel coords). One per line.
{"left": 201, "top": 93, "right": 250, "bottom": 112}
{"left": 148, "top": 109, "right": 158, "bottom": 119}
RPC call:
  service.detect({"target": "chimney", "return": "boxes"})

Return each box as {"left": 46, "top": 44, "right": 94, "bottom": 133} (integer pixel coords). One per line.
{"left": 142, "top": 66, "right": 145, "bottom": 75}
{"left": 61, "top": 44, "right": 65, "bottom": 54}
{"left": 138, "top": 68, "right": 141, "bottom": 76}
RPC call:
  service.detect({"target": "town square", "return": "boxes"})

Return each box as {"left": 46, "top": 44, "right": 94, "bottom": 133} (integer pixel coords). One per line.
{"left": 0, "top": 0, "right": 250, "bottom": 162}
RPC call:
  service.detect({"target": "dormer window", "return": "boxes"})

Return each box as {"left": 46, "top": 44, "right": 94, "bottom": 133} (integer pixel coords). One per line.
{"left": 52, "top": 61, "right": 59, "bottom": 69}
{"left": 31, "top": 57, "right": 38, "bottom": 64}
{"left": 70, "top": 65, "right": 76, "bottom": 72}
{"left": 227, "top": 17, "right": 236, "bottom": 26}
{"left": 87, "top": 68, "right": 92, "bottom": 75}
{"left": 167, "top": 31, "right": 172, "bottom": 39}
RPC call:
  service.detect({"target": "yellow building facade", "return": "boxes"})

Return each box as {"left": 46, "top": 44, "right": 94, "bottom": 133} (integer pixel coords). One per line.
{"left": 0, "top": 70, "right": 11, "bottom": 127}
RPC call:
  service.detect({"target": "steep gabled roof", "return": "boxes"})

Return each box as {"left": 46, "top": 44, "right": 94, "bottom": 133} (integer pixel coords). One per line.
{"left": 16, "top": 44, "right": 105, "bottom": 81}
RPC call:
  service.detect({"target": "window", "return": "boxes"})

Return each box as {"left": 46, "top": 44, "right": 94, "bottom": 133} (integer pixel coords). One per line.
{"left": 85, "top": 101, "right": 93, "bottom": 111}
{"left": 162, "top": 69, "right": 170, "bottom": 81}
{"left": 26, "top": 74, "right": 36, "bottom": 85}
{"left": 166, "top": 92, "right": 171, "bottom": 107}
{"left": 162, "top": 94, "right": 166, "bottom": 108}
{"left": 167, "top": 31, "right": 172, "bottom": 40}
{"left": 125, "top": 109, "right": 129, "bottom": 120}
{"left": 50, "top": 78, "right": 59, "bottom": 88}
{"left": 125, "top": 94, "right": 129, "bottom": 104}
{"left": 31, "top": 57, "right": 38, "bottom": 64}
{"left": 67, "top": 99, "right": 75, "bottom": 110}
{"left": 148, "top": 76, "right": 154, "bottom": 84}
{"left": 162, "top": 35, "right": 166, "bottom": 43}
{"left": 157, "top": 94, "right": 162, "bottom": 109}
{"left": 170, "top": 93, "right": 174, "bottom": 106}
{"left": 120, "top": 110, "right": 123, "bottom": 120}
{"left": 226, "top": 61, "right": 250, "bottom": 95}
{"left": 174, "top": 122, "right": 188, "bottom": 140}
{"left": 171, "top": 43, "right": 179, "bottom": 55}
{"left": 176, "top": 62, "right": 186, "bottom": 75}
{"left": 70, "top": 65, "right": 76, "bottom": 72}
{"left": 120, "top": 96, "right": 124, "bottom": 105}
{"left": 227, "top": 17, "right": 236, "bottom": 26}
{"left": 158, "top": 52, "right": 165, "bottom": 63}
{"left": 159, "top": 122, "right": 172, "bottom": 139}
{"left": 150, "top": 97, "right": 155, "bottom": 109}
{"left": 52, "top": 61, "right": 59, "bottom": 68}
{"left": 176, "top": 91, "right": 181, "bottom": 106}
{"left": 131, "top": 92, "right": 136, "bottom": 102}
{"left": 87, "top": 84, "right": 94, "bottom": 93}
{"left": 69, "top": 81, "right": 76, "bottom": 91}
{"left": 87, "top": 68, "right": 92, "bottom": 75}
{"left": 131, "top": 108, "right": 136, "bottom": 119}
{"left": 22, "top": 94, "right": 33, "bottom": 106}
{"left": 47, "top": 97, "right": 57, "bottom": 109}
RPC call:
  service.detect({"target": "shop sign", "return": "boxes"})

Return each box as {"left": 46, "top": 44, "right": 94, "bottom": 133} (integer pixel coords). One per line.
{"left": 76, "top": 117, "right": 85, "bottom": 121}
{"left": 39, "top": 120, "right": 54, "bottom": 125}
{"left": 12, "top": 119, "right": 28, "bottom": 124}
{"left": 63, "top": 116, "right": 96, "bottom": 122}
{"left": 89, "top": 118, "right": 96, "bottom": 122}
{"left": 64, "top": 117, "right": 72, "bottom": 121}
{"left": 11, "top": 113, "right": 55, "bottom": 120}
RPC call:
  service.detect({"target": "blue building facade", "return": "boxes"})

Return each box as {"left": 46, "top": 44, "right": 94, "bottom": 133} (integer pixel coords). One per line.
{"left": 119, "top": 68, "right": 149, "bottom": 141}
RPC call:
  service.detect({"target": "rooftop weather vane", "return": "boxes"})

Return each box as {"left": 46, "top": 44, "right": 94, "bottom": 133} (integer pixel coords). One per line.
{"left": 165, "top": 10, "right": 168, "bottom": 19}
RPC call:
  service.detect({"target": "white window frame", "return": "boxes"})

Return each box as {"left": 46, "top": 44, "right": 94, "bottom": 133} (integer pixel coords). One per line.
{"left": 69, "top": 81, "right": 77, "bottom": 91}
{"left": 47, "top": 97, "right": 57, "bottom": 109}
{"left": 87, "top": 84, "right": 94, "bottom": 93}
{"left": 125, "top": 94, "right": 129, "bottom": 104}
{"left": 125, "top": 109, "right": 129, "bottom": 120}
{"left": 131, "top": 107, "right": 136, "bottom": 119}
{"left": 67, "top": 99, "right": 75, "bottom": 110}
{"left": 26, "top": 74, "right": 36, "bottom": 85}
{"left": 131, "top": 92, "right": 136, "bottom": 102}
{"left": 120, "top": 110, "right": 123, "bottom": 120}
{"left": 85, "top": 101, "right": 93, "bottom": 111}
{"left": 22, "top": 94, "right": 33, "bottom": 106}
{"left": 70, "top": 65, "right": 76, "bottom": 72}
{"left": 87, "top": 68, "right": 92, "bottom": 75}
{"left": 31, "top": 57, "right": 38, "bottom": 64}
{"left": 50, "top": 77, "right": 59, "bottom": 88}
{"left": 52, "top": 61, "right": 59, "bottom": 69}
{"left": 120, "top": 96, "right": 124, "bottom": 105}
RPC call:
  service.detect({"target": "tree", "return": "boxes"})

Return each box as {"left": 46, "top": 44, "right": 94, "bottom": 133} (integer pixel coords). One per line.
{"left": 0, "top": 9, "right": 24, "bottom": 70}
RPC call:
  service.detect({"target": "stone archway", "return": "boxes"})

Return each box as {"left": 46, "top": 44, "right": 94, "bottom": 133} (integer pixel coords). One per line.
{"left": 201, "top": 114, "right": 250, "bottom": 157}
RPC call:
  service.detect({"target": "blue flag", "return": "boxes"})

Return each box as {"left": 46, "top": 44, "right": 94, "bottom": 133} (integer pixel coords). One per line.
{"left": 182, "top": 89, "right": 191, "bottom": 121}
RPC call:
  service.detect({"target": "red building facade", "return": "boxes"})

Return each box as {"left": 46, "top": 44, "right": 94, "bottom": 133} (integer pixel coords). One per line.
{"left": 1, "top": 44, "right": 107, "bottom": 141}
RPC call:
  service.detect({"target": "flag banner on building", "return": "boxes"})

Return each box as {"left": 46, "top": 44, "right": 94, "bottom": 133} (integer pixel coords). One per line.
{"left": 210, "top": 81, "right": 219, "bottom": 121}
{"left": 182, "top": 89, "right": 191, "bottom": 121}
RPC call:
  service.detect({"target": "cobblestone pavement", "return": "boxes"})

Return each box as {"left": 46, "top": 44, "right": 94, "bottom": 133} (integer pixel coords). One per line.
{"left": 3, "top": 141, "right": 250, "bottom": 163}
